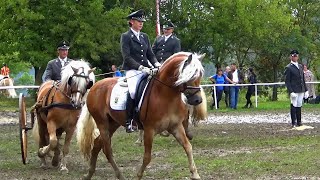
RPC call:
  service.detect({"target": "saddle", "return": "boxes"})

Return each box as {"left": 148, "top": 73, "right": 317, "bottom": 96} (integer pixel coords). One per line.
{"left": 110, "top": 75, "right": 152, "bottom": 129}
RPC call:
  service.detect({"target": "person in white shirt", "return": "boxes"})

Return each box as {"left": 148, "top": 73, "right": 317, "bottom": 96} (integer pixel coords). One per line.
{"left": 227, "top": 63, "right": 244, "bottom": 109}
{"left": 44, "top": 40, "right": 73, "bottom": 81}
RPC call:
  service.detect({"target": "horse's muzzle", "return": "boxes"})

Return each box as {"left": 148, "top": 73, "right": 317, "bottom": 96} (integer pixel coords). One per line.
{"left": 187, "top": 96, "right": 202, "bottom": 106}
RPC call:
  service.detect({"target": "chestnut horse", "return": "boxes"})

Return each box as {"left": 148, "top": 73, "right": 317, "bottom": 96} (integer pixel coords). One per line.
{"left": 32, "top": 60, "right": 95, "bottom": 172}
{"left": 77, "top": 52, "right": 207, "bottom": 179}
{"left": 0, "top": 76, "right": 17, "bottom": 98}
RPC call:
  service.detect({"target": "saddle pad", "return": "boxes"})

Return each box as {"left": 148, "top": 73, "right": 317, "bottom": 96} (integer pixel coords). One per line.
{"left": 110, "top": 83, "right": 128, "bottom": 110}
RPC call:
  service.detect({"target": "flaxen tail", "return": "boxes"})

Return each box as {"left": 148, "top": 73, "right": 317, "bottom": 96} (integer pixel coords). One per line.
{"left": 32, "top": 118, "right": 40, "bottom": 145}
{"left": 76, "top": 103, "right": 100, "bottom": 160}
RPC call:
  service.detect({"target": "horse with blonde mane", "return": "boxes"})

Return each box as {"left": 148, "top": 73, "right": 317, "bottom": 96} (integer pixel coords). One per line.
{"left": 0, "top": 76, "right": 17, "bottom": 98}
{"left": 32, "top": 60, "right": 95, "bottom": 172}
{"left": 76, "top": 52, "right": 207, "bottom": 180}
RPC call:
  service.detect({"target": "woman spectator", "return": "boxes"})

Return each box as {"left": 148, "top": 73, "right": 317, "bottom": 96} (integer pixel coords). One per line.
{"left": 303, "top": 64, "right": 316, "bottom": 103}
{"left": 243, "top": 67, "right": 257, "bottom": 108}
{"left": 209, "top": 69, "right": 233, "bottom": 109}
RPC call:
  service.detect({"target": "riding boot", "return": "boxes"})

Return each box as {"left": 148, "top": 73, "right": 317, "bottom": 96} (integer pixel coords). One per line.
{"left": 290, "top": 104, "right": 297, "bottom": 127}
{"left": 249, "top": 102, "right": 253, "bottom": 108}
{"left": 296, "top": 107, "right": 302, "bottom": 126}
{"left": 125, "top": 93, "right": 136, "bottom": 133}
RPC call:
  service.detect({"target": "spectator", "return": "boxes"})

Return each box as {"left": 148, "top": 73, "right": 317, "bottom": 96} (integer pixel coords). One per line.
{"left": 243, "top": 67, "right": 257, "bottom": 108}
{"left": 223, "top": 66, "right": 231, "bottom": 107}
{"left": 1, "top": 63, "right": 10, "bottom": 78}
{"left": 112, "top": 65, "right": 122, "bottom": 77}
{"left": 227, "top": 63, "right": 243, "bottom": 109}
{"left": 209, "top": 69, "right": 233, "bottom": 109}
{"left": 43, "top": 41, "right": 73, "bottom": 81}
{"left": 284, "top": 50, "right": 307, "bottom": 128}
{"left": 152, "top": 21, "right": 181, "bottom": 63}
{"left": 303, "top": 64, "right": 316, "bottom": 103}
{"left": 120, "top": 9, "right": 161, "bottom": 133}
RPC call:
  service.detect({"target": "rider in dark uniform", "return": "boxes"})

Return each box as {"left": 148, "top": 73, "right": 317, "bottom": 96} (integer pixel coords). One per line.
{"left": 44, "top": 41, "right": 73, "bottom": 81}
{"left": 120, "top": 9, "right": 161, "bottom": 133}
{"left": 152, "top": 21, "right": 181, "bottom": 63}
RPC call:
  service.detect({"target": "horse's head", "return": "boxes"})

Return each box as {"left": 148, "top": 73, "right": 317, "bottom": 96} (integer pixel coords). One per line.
{"left": 60, "top": 60, "right": 95, "bottom": 107}
{"left": 159, "top": 52, "right": 205, "bottom": 106}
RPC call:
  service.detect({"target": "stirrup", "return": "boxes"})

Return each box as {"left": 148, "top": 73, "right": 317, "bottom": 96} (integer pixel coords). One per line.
{"left": 126, "top": 120, "right": 137, "bottom": 133}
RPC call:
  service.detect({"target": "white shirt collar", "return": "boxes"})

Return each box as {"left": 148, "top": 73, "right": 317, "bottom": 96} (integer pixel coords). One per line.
{"left": 130, "top": 28, "right": 140, "bottom": 39}
{"left": 164, "top": 33, "right": 172, "bottom": 41}
{"left": 291, "top": 61, "right": 299, "bottom": 68}
{"left": 59, "top": 57, "right": 67, "bottom": 62}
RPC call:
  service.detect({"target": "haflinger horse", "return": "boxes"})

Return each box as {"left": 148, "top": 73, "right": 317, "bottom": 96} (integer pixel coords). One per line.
{"left": 76, "top": 52, "right": 207, "bottom": 180}
{"left": 32, "top": 60, "right": 95, "bottom": 172}
{"left": 0, "top": 76, "right": 17, "bottom": 98}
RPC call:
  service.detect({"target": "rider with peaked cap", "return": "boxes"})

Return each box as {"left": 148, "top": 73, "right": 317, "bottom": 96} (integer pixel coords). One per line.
{"left": 152, "top": 21, "right": 181, "bottom": 63}
{"left": 120, "top": 9, "right": 161, "bottom": 133}
{"left": 44, "top": 40, "right": 73, "bottom": 81}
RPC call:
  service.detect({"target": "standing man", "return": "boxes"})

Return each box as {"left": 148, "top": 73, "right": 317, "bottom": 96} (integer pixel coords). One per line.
{"left": 44, "top": 41, "right": 73, "bottom": 81}
{"left": 227, "top": 63, "right": 243, "bottom": 109}
{"left": 284, "top": 50, "right": 307, "bottom": 128}
{"left": 120, "top": 9, "right": 161, "bottom": 132}
{"left": 1, "top": 63, "right": 10, "bottom": 78}
{"left": 152, "top": 21, "right": 181, "bottom": 63}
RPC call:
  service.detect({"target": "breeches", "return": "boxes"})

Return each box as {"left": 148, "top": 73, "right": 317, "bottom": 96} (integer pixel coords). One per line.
{"left": 126, "top": 70, "right": 145, "bottom": 99}
{"left": 290, "top": 92, "right": 304, "bottom": 107}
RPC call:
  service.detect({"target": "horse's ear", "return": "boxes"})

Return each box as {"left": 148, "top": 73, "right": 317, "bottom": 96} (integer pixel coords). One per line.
{"left": 182, "top": 54, "right": 193, "bottom": 70}
{"left": 88, "top": 67, "right": 96, "bottom": 74}
{"left": 71, "top": 66, "right": 78, "bottom": 73}
{"left": 198, "top": 53, "right": 206, "bottom": 61}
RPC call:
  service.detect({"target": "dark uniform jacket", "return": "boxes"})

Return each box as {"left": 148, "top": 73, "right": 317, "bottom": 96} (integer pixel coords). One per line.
{"left": 44, "top": 58, "right": 72, "bottom": 81}
{"left": 152, "top": 34, "right": 181, "bottom": 63}
{"left": 120, "top": 29, "right": 158, "bottom": 70}
{"left": 284, "top": 63, "right": 307, "bottom": 93}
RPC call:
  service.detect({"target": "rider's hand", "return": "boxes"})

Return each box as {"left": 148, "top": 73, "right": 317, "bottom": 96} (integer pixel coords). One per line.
{"left": 290, "top": 92, "right": 297, "bottom": 98}
{"left": 154, "top": 62, "right": 161, "bottom": 68}
{"left": 138, "top": 65, "right": 151, "bottom": 74}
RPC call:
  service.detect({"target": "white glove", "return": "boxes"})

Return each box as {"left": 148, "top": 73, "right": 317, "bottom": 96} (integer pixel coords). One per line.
{"left": 150, "top": 68, "right": 159, "bottom": 75}
{"left": 138, "top": 65, "right": 151, "bottom": 74}
{"left": 304, "top": 91, "right": 309, "bottom": 99}
{"left": 154, "top": 62, "right": 161, "bottom": 68}
{"left": 290, "top": 92, "right": 297, "bottom": 98}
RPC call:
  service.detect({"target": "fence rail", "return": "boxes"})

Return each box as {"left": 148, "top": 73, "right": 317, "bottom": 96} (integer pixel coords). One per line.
{"left": 201, "top": 81, "right": 320, "bottom": 109}
{"left": 1, "top": 82, "right": 319, "bottom": 109}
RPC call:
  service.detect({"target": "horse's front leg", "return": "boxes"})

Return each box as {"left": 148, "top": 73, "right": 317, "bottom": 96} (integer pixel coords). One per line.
{"left": 59, "top": 129, "right": 75, "bottom": 173}
{"left": 137, "top": 128, "right": 155, "bottom": 180}
{"left": 172, "top": 124, "right": 200, "bottom": 180}
{"left": 38, "top": 121, "right": 58, "bottom": 158}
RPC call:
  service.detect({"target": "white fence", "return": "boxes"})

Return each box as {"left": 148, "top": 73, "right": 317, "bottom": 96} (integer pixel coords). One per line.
{"left": 1, "top": 82, "right": 319, "bottom": 109}
{"left": 201, "top": 82, "right": 320, "bottom": 109}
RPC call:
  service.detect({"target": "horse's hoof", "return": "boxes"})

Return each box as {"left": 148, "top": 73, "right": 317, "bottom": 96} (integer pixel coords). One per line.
{"left": 38, "top": 149, "right": 45, "bottom": 158}
{"left": 190, "top": 173, "right": 201, "bottom": 180}
{"left": 160, "top": 131, "right": 170, "bottom": 137}
{"left": 82, "top": 174, "right": 91, "bottom": 180}
{"left": 40, "top": 163, "right": 48, "bottom": 169}
{"left": 134, "top": 140, "right": 142, "bottom": 146}
{"left": 60, "top": 166, "right": 69, "bottom": 174}
{"left": 186, "top": 131, "right": 193, "bottom": 140}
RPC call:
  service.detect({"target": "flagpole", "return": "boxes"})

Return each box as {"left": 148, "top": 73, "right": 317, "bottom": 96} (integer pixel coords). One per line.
{"left": 155, "top": 0, "right": 161, "bottom": 36}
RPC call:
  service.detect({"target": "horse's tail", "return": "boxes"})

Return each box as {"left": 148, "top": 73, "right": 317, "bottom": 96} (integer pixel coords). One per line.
{"left": 32, "top": 118, "right": 40, "bottom": 145}
{"left": 190, "top": 87, "right": 207, "bottom": 124}
{"left": 7, "top": 78, "right": 17, "bottom": 98}
{"left": 76, "top": 103, "right": 100, "bottom": 160}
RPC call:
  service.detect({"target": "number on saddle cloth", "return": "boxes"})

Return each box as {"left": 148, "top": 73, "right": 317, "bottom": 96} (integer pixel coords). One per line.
{"left": 110, "top": 75, "right": 151, "bottom": 111}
